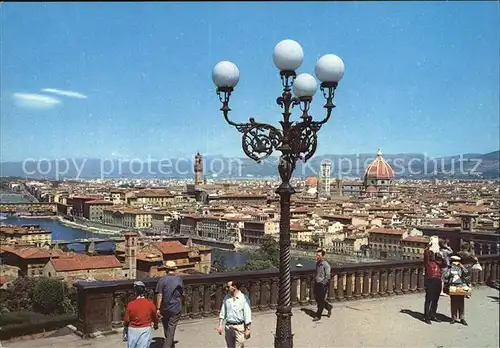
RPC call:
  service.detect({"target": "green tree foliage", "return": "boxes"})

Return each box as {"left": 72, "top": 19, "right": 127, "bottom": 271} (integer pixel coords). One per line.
{"left": 0, "top": 277, "right": 37, "bottom": 313}
{"left": 211, "top": 255, "right": 228, "bottom": 273}
{"left": 32, "top": 277, "right": 74, "bottom": 315}
{"left": 235, "top": 235, "right": 279, "bottom": 271}
{"left": 0, "top": 277, "right": 76, "bottom": 316}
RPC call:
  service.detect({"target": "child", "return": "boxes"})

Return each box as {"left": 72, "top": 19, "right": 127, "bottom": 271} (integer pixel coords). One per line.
{"left": 123, "top": 281, "right": 159, "bottom": 348}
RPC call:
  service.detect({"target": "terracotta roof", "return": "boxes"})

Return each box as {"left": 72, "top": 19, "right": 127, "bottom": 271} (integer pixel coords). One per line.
{"left": 369, "top": 227, "right": 406, "bottom": 236}
{"left": 154, "top": 241, "right": 188, "bottom": 255}
{"left": 305, "top": 177, "right": 318, "bottom": 186}
{"left": 0, "top": 225, "right": 50, "bottom": 235}
{"left": 1, "top": 246, "right": 66, "bottom": 259}
{"left": 50, "top": 255, "right": 121, "bottom": 272}
{"left": 0, "top": 276, "right": 14, "bottom": 286}
{"left": 403, "top": 236, "right": 430, "bottom": 244}
{"left": 85, "top": 200, "right": 113, "bottom": 205}
{"left": 364, "top": 150, "right": 395, "bottom": 180}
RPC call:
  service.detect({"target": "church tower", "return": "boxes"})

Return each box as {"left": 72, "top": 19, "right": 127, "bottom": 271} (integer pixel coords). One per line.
{"left": 124, "top": 232, "right": 137, "bottom": 279}
{"left": 194, "top": 153, "right": 203, "bottom": 185}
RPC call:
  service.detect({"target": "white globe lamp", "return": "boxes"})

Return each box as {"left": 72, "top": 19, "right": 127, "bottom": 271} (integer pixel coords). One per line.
{"left": 273, "top": 39, "right": 304, "bottom": 72}
{"left": 212, "top": 61, "right": 240, "bottom": 88}
{"left": 292, "top": 73, "right": 317, "bottom": 98}
{"left": 315, "top": 54, "right": 345, "bottom": 83}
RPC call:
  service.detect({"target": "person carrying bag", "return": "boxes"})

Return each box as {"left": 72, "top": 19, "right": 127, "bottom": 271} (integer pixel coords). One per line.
{"left": 444, "top": 255, "right": 472, "bottom": 325}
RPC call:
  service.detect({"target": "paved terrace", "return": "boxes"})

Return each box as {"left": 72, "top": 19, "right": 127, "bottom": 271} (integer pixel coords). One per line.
{"left": 4, "top": 286, "right": 499, "bottom": 348}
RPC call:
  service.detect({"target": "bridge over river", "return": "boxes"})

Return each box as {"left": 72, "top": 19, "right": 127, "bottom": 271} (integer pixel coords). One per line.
{"left": 52, "top": 234, "right": 235, "bottom": 252}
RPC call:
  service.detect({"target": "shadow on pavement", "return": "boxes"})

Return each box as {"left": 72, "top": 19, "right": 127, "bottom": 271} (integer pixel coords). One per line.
{"left": 150, "top": 337, "right": 179, "bottom": 348}
{"left": 300, "top": 308, "right": 317, "bottom": 318}
{"left": 400, "top": 309, "right": 451, "bottom": 323}
{"left": 488, "top": 296, "right": 499, "bottom": 303}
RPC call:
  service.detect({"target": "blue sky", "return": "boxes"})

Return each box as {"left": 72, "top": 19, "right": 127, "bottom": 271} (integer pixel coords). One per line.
{"left": 1, "top": 2, "right": 499, "bottom": 162}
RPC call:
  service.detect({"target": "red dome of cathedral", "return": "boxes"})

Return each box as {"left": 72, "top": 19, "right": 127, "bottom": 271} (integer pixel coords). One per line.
{"left": 364, "top": 150, "right": 394, "bottom": 180}
{"left": 305, "top": 177, "right": 318, "bottom": 186}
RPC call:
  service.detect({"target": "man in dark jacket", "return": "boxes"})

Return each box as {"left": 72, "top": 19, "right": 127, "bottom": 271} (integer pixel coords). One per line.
{"left": 313, "top": 249, "right": 332, "bottom": 322}
{"left": 156, "top": 261, "right": 184, "bottom": 348}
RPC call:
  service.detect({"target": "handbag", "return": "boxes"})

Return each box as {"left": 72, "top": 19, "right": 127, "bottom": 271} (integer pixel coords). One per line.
{"left": 448, "top": 284, "right": 472, "bottom": 296}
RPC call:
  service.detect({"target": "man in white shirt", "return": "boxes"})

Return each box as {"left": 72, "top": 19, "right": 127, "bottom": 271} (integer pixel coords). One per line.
{"left": 217, "top": 280, "right": 252, "bottom": 348}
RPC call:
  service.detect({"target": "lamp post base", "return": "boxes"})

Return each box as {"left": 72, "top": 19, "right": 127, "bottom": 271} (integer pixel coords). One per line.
{"left": 274, "top": 306, "right": 293, "bottom": 348}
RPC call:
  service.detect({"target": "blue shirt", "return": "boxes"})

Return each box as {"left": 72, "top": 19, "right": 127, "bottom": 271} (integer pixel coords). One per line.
{"left": 155, "top": 275, "right": 184, "bottom": 314}
{"left": 219, "top": 291, "right": 252, "bottom": 325}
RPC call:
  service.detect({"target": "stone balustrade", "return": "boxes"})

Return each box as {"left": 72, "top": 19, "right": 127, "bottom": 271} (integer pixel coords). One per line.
{"left": 74, "top": 254, "right": 499, "bottom": 337}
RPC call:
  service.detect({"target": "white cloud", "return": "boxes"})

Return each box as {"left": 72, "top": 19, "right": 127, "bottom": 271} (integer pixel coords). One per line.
{"left": 12, "top": 93, "right": 61, "bottom": 109}
{"left": 41, "top": 88, "right": 88, "bottom": 99}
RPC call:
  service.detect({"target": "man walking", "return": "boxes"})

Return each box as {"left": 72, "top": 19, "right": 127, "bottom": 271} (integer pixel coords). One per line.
{"left": 423, "top": 240, "right": 443, "bottom": 324}
{"left": 156, "top": 261, "right": 184, "bottom": 348}
{"left": 217, "top": 280, "right": 252, "bottom": 348}
{"left": 313, "top": 249, "right": 332, "bottom": 322}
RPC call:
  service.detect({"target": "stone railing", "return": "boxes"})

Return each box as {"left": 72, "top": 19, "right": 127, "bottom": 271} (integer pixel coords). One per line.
{"left": 74, "top": 254, "right": 499, "bottom": 337}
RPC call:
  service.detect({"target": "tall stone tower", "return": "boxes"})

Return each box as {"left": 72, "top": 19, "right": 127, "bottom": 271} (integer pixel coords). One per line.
{"left": 124, "top": 232, "right": 137, "bottom": 279}
{"left": 194, "top": 153, "right": 203, "bottom": 185}
{"left": 318, "top": 160, "right": 332, "bottom": 196}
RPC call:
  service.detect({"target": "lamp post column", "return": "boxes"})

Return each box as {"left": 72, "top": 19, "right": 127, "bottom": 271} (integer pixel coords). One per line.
{"left": 275, "top": 150, "right": 296, "bottom": 348}
{"left": 212, "top": 39, "right": 345, "bottom": 348}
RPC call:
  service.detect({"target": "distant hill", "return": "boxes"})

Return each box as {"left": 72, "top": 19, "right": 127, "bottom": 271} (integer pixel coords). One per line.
{"left": 1, "top": 151, "right": 498, "bottom": 180}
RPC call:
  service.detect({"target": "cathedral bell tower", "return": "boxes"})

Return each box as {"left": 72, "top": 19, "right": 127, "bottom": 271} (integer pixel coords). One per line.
{"left": 194, "top": 153, "right": 203, "bottom": 185}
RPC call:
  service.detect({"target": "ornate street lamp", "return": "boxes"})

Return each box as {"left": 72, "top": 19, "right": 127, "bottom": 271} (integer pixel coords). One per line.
{"left": 212, "top": 39, "right": 345, "bottom": 348}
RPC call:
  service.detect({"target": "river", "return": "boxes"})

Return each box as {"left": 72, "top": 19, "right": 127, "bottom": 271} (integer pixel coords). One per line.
{"left": 1, "top": 216, "right": 319, "bottom": 269}
{"left": 0, "top": 193, "right": 321, "bottom": 269}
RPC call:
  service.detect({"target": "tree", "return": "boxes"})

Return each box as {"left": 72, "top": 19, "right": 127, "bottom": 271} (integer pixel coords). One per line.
{"left": 2, "top": 277, "right": 37, "bottom": 313}
{"left": 211, "top": 255, "right": 228, "bottom": 273}
{"left": 32, "top": 277, "right": 72, "bottom": 315}
{"left": 236, "top": 235, "right": 280, "bottom": 271}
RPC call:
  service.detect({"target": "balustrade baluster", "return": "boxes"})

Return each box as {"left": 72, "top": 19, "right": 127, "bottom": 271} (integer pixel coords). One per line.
{"left": 491, "top": 261, "right": 498, "bottom": 284}
{"left": 479, "top": 263, "right": 485, "bottom": 285}
{"left": 371, "top": 269, "right": 379, "bottom": 298}
{"left": 291, "top": 277, "right": 299, "bottom": 307}
{"left": 260, "top": 280, "right": 270, "bottom": 310}
{"left": 270, "top": 278, "right": 278, "bottom": 309}
{"left": 248, "top": 282, "right": 257, "bottom": 310}
{"left": 327, "top": 274, "right": 336, "bottom": 302}
{"left": 362, "top": 271, "right": 371, "bottom": 297}
{"left": 354, "top": 271, "right": 362, "bottom": 299}
{"left": 202, "top": 285, "right": 211, "bottom": 317}
{"left": 410, "top": 268, "right": 418, "bottom": 293}
{"left": 417, "top": 267, "right": 425, "bottom": 292}
{"left": 299, "top": 276, "right": 308, "bottom": 306}
{"left": 471, "top": 266, "right": 479, "bottom": 286}
{"left": 345, "top": 272, "right": 353, "bottom": 300}
{"left": 309, "top": 276, "right": 316, "bottom": 305}
{"left": 190, "top": 285, "right": 201, "bottom": 319}
{"left": 386, "top": 269, "right": 395, "bottom": 296}
{"left": 402, "top": 268, "right": 410, "bottom": 294}
{"left": 181, "top": 288, "right": 189, "bottom": 319}
{"left": 214, "top": 284, "right": 224, "bottom": 315}
{"left": 484, "top": 262, "right": 492, "bottom": 285}
{"left": 394, "top": 268, "right": 403, "bottom": 295}
{"left": 379, "top": 269, "right": 388, "bottom": 296}
{"left": 337, "top": 273, "right": 345, "bottom": 301}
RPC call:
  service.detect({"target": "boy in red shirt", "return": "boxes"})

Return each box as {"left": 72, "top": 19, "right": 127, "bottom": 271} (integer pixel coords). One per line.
{"left": 123, "top": 281, "right": 159, "bottom": 348}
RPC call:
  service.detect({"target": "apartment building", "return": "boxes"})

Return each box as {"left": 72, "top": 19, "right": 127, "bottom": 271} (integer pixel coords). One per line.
{"left": 0, "top": 225, "right": 52, "bottom": 247}
{"left": 83, "top": 200, "right": 114, "bottom": 222}
{"left": 102, "top": 208, "right": 153, "bottom": 229}
{"left": 127, "top": 190, "right": 176, "bottom": 207}
{"left": 401, "top": 235, "right": 429, "bottom": 260}
{"left": 241, "top": 220, "right": 278, "bottom": 245}
{"left": 368, "top": 227, "right": 408, "bottom": 259}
